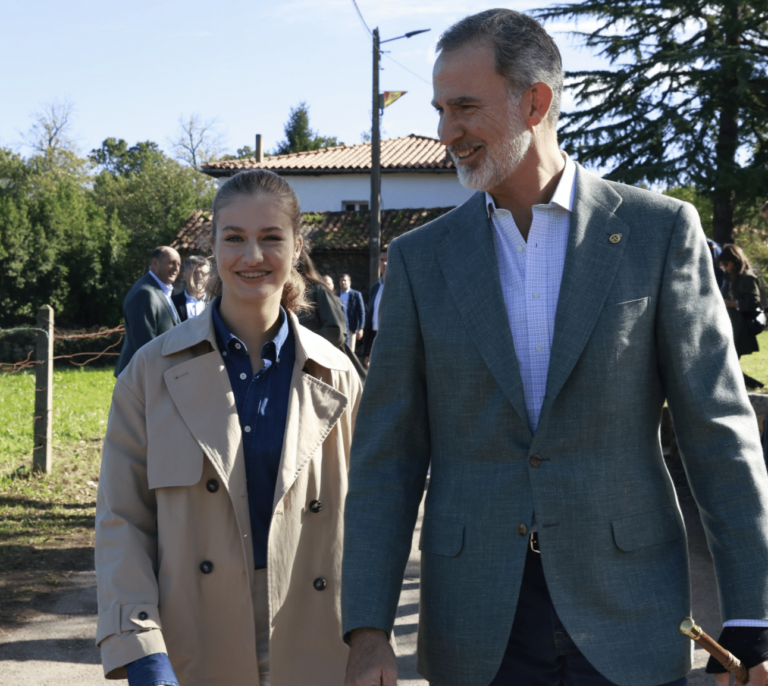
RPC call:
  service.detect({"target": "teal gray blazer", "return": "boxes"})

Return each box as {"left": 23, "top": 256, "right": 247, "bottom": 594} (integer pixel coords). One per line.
{"left": 342, "top": 165, "right": 768, "bottom": 686}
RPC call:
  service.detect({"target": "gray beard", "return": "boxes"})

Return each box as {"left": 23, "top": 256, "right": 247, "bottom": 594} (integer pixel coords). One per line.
{"left": 452, "top": 104, "right": 532, "bottom": 192}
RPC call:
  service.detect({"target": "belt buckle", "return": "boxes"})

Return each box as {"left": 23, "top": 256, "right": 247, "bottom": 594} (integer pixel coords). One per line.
{"left": 529, "top": 532, "right": 540, "bottom": 554}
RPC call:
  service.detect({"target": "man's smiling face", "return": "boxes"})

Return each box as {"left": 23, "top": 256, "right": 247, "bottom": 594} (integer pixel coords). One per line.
{"left": 432, "top": 40, "right": 532, "bottom": 193}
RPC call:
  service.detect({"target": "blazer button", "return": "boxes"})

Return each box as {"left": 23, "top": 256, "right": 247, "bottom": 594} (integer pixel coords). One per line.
{"left": 206, "top": 479, "right": 219, "bottom": 493}
{"left": 313, "top": 577, "right": 327, "bottom": 591}
{"left": 529, "top": 454, "right": 542, "bottom": 468}
{"left": 138, "top": 611, "right": 148, "bottom": 620}
{"left": 200, "top": 560, "right": 214, "bottom": 574}
{"left": 517, "top": 524, "right": 528, "bottom": 536}
{"left": 309, "top": 500, "right": 322, "bottom": 513}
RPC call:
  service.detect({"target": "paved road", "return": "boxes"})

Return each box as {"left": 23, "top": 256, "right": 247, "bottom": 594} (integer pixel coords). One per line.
{"left": 0, "top": 470, "right": 722, "bottom": 685}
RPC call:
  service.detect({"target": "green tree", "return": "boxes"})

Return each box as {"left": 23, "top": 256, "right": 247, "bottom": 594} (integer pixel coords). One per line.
{"left": 91, "top": 141, "right": 216, "bottom": 280}
{"left": 534, "top": 1, "right": 768, "bottom": 245}
{"left": 273, "top": 102, "right": 343, "bottom": 155}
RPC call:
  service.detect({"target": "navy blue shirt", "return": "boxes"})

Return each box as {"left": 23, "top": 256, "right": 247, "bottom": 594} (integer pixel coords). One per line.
{"left": 212, "top": 297, "right": 294, "bottom": 568}
{"left": 126, "top": 300, "right": 295, "bottom": 686}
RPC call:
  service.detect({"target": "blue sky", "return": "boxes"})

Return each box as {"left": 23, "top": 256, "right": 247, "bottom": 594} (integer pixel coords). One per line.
{"left": 1, "top": 0, "right": 609, "bottom": 159}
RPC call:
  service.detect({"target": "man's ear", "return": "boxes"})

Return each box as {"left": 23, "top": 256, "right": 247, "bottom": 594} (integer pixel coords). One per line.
{"left": 525, "top": 82, "right": 554, "bottom": 128}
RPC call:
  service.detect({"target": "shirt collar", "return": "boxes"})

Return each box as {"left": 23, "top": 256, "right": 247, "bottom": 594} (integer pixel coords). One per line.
{"left": 148, "top": 270, "right": 173, "bottom": 297}
{"left": 485, "top": 152, "right": 576, "bottom": 217}
{"left": 184, "top": 289, "right": 203, "bottom": 304}
{"left": 211, "top": 297, "right": 290, "bottom": 363}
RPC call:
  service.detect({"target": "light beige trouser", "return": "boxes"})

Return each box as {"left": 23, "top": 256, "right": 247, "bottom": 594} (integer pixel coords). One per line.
{"left": 252, "top": 567, "right": 270, "bottom": 686}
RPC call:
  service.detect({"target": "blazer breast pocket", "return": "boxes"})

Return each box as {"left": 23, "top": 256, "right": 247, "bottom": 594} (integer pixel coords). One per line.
{"left": 419, "top": 517, "right": 465, "bottom": 557}
{"left": 592, "top": 297, "right": 651, "bottom": 346}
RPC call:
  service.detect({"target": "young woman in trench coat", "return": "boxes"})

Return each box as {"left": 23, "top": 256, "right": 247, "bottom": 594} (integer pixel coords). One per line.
{"left": 95, "top": 170, "right": 361, "bottom": 686}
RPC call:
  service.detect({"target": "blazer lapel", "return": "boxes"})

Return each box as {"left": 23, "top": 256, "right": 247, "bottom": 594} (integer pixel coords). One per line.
{"left": 539, "top": 166, "right": 630, "bottom": 424}
{"left": 437, "top": 193, "right": 529, "bottom": 429}
{"left": 273, "top": 317, "right": 348, "bottom": 512}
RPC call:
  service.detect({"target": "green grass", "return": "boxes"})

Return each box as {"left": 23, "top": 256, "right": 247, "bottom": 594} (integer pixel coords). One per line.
{"left": 741, "top": 330, "right": 768, "bottom": 391}
{"left": 0, "top": 367, "right": 115, "bottom": 475}
{"left": 0, "top": 368, "right": 115, "bottom": 574}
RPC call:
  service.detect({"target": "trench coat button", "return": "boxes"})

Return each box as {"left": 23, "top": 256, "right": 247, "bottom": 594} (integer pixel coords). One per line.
{"left": 206, "top": 479, "right": 219, "bottom": 493}
{"left": 517, "top": 524, "right": 528, "bottom": 536}
{"left": 529, "top": 454, "right": 542, "bottom": 468}
{"left": 313, "top": 577, "right": 327, "bottom": 591}
{"left": 200, "top": 561, "right": 214, "bottom": 574}
{"left": 138, "top": 611, "right": 148, "bottom": 620}
{"left": 309, "top": 500, "right": 322, "bottom": 513}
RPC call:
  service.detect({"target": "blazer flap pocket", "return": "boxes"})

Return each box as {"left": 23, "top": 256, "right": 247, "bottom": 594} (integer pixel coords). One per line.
{"left": 419, "top": 517, "right": 464, "bottom": 557}
{"left": 612, "top": 506, "right": 681, "bottom": 552}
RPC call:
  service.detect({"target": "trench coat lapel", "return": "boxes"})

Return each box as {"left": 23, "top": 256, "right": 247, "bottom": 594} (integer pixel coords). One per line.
{"left": 538, "top": 167, "right": 630, "bottom": 424}
{"left": 273, "top": 315, "right": 348, "bottom": 511}
{"left": 436, "top": 193, "right": 529, "bottom": 429}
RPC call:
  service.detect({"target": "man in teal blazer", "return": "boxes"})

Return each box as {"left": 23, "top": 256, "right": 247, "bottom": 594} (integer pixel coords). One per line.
{"left": 342, "top": 9, "right": 768, "bottom": 686}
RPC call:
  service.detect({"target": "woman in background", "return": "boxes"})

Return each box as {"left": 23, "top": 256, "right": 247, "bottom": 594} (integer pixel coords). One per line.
{"left": 95, "top": 169, "right": 361, "bottom": 686}
{"left": 719, "top": 243, "right": 764, "bottom": 389}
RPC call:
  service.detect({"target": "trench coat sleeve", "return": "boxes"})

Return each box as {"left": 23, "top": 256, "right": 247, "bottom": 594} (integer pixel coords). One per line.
{"left": 655, "top": 204, "right": 768, "bottom": 620}
{"left": 342, "top": 240, "right": 430, "bottom": 637}
{"left": 95, "top": 369, "right": 168, "bottom": 678}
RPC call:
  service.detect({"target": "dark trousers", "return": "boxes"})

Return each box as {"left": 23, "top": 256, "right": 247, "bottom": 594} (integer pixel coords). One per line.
{"left": 488, "top": 543, "right": 687, "bottom": 686}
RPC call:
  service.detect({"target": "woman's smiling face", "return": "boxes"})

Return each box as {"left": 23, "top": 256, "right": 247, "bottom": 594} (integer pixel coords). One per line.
{"left": 212, "top": 193, "right": 302, "bottom": 309}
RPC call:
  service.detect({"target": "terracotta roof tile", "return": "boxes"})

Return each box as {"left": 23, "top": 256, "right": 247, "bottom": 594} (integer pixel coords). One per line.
{"left": 200, "top": 135, "right": 454, "bottom": 177}
{"left": 172, "top": 207, "right": 453, "bottom": 254}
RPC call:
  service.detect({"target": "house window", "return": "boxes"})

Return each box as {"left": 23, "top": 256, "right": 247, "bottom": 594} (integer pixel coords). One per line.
{"left": 343, "top": 201, "right": 369, "bottom": 212}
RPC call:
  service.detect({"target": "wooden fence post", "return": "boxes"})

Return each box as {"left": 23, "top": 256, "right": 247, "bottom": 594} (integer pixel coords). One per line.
{"left": 33, "top": 305, "right": 54, "bottom": 473}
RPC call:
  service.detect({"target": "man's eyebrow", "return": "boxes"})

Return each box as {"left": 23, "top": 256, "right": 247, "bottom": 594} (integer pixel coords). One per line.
{"left": 432, "top": 95, "right": 481, "bottom": 109}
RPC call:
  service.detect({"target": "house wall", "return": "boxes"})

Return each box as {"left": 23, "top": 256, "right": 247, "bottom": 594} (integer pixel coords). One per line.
{"left": 219, "top": 173, "right": 475, "bottom": 212}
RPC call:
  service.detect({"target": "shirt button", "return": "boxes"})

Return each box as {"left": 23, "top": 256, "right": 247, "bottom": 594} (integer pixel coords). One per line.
{"left": 244, "top": 425, "right": 252, "bottom": 433}
{"left": 222, "top": 351, "right": 227, "bottom": 357}
{"left": 517, "top": 245, "right": 524, "bottom": 253}
{"left": 239, "top": 372, "right": 247, "bottom": 380}
{"left": 536, "top": 344, "right": 543, "bottom": 351}
{"left": 235, "top": 343, "right": 242, "bottom": 349}
{"left": 533, "top": 292, "right": 540, "bottom": 298}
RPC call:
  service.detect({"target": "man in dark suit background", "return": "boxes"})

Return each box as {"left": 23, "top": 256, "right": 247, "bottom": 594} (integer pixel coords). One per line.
{"left": 171, "top": 255, "right": 210, "bottom": 323}
{"left": 339, "top": 273, "right": 365, "bottom": 354}
{"left": 362, "top": 249, "right": 386, "bottom": 368}
{"left": 115, "top": 246, "right": 180, "bottom": 376}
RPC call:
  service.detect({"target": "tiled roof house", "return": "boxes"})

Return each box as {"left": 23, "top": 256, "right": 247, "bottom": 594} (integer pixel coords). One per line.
{"left": 174, "top": 135, "right": 473, "bottom": 295}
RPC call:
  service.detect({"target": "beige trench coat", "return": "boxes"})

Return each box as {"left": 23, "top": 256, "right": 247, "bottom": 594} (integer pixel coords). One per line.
{"left": 96, "top": 307, "right": 361, "bottom": 685}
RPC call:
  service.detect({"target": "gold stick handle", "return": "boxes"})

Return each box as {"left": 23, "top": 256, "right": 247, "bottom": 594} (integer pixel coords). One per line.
{"left": 679, "top": 617, "right": 749, "bottom": 683}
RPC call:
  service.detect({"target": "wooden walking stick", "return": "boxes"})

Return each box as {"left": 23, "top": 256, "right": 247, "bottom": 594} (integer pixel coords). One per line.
{"left": 679, "top": 617, "right": 749, "bottom": 683}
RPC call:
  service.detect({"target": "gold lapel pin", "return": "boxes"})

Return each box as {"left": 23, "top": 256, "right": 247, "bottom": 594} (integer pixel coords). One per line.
{"left": 609, "top": 233, "right": 622, "bottom": 244}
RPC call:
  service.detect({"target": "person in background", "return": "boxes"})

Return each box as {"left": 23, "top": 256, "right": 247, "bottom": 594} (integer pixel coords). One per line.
{"left": 115, "top": 246, "right": 181, "bottom": 376}
{"left": 171, "top": 255, "right": 210, "bottom": 322}
{"left": 362, "top": 248, "right": 387, "bottom": 368}
{"left": 298, "top": 256, "right": 347, "bottom": 348}
{"left": 339, "top": 273, "right": 365, "bottom": 353}
{"left": 96, "top": 169, "right": 361, "bottom": 686}
{"left": 719, "top": 243, "right": 765, "bottom": 389}
{"left": 706, "top": 238, "right": 724, "bottom": 289}
{"left": 322, "top": 274, "right": 335, "bottom": 293}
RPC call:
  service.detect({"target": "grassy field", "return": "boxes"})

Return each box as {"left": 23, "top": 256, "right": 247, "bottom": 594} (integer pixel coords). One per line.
{"left": 0, "top": 368, "right": 115, "bottom": 592}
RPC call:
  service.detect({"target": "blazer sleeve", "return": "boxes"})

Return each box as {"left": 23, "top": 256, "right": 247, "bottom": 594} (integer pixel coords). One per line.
{"left": 342, "top": 240, "right": 430, "bottom": 637}
{"left": 313, "top": 286, "right": 346, "bottom": 348}
{"left": 95, "top": 366, "right": 168, "bottom": 677}
{"left": 354, "top": 291, "right": 365, "bottom": 332}
{"left": 124, "top": 288, "right": 162, "bottom": 352}
{"left": 655, "top": 203, "right": 768, "bottom": 621}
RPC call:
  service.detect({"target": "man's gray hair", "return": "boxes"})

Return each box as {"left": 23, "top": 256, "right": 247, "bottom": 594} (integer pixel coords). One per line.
{"left": 183, "top": 254, "right": 209, "bottom": 273}
{"left": 436, "top": 9, "right": 563, "bottom": 127}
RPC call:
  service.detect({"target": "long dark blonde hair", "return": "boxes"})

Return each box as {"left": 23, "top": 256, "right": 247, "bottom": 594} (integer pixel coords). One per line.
{"left": 720, "top": 243, "right": 751, "bottom": 297}
{"left": 207, "top": 169, "right": 310, "bottom": 313}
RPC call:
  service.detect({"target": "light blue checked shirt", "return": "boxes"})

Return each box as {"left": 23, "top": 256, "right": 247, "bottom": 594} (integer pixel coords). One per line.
{"left": 487, "top": 153, "right": 575, "bottom": 434}
{"left": 488, "top": 153, "right": 767, "bottom": 630}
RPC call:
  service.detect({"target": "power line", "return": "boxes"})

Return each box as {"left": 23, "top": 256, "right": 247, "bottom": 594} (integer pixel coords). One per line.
{"left": 383, "top": 53, "right": 432, "bottom": 86}
{"left": 350, "top": 0, "right": 371, "bottom": 36}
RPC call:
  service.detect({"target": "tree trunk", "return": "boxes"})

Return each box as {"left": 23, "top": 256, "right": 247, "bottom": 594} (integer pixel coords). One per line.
{"left": 711, "top": 5, "right": 742, "bottom": 246}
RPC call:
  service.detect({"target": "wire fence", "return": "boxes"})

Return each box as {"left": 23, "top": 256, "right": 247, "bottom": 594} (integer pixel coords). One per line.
{"left": 0, "top": 325, "right": 124, "bottom": 374}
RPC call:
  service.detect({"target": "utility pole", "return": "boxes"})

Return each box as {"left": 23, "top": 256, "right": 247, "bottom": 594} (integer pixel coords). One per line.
{"left": 370, "top": 27, "right": 382, "bottom": 290}
{"left": 368, "top": 27, "right": 430, "bottom": 290}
